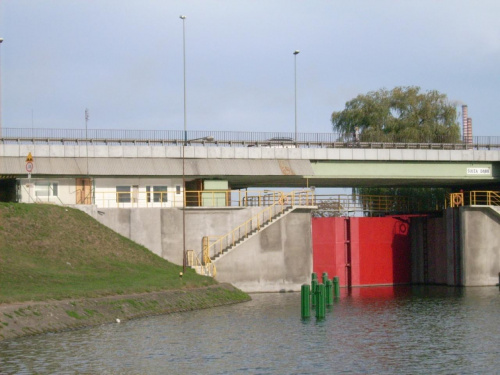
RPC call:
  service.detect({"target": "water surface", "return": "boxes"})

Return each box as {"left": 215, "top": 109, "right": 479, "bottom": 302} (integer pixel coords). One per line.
{"left": 1, "top": 286, "right": 499, "bottom": 374}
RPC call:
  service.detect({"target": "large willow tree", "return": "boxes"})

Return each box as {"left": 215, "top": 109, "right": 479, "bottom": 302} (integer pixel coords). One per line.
{"left": 331, "top": 86, "right": 461, "bottom": 143}
{"left": 331, "top": 86, "right": 461, "bottom": 213}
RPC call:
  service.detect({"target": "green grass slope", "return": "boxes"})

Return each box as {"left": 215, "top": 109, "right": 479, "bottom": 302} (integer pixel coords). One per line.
{"left": 0, "top": 203, "right": 216, "bottom": 304}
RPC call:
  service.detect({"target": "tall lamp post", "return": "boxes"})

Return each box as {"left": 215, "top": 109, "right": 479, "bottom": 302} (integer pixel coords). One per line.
{"left": 179, "top": 15, "right": 187, "bottom": 273}
{"left": 180, "top": 15, "right": 187, "bottom": 144}
{"left": 293, "top": 50, "right": 300, "bottom": 142}
{"left": 0, "top": 38, "right": 4, "bottom": 138}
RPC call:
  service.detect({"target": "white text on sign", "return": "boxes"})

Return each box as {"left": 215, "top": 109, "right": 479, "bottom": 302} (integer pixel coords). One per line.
{"left": 466, "top": 167, "right": 491, "bottom": 175}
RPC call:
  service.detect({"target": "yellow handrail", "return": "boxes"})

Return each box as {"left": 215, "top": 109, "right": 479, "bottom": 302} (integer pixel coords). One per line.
{"left": 469, "top": 191, "right": 500, "bottom": 206}
{"left": 446, "top": 190, "right": 500, "bottom": 208}
{"left": 186, "top": 248, "right": 216, "bottom": 277}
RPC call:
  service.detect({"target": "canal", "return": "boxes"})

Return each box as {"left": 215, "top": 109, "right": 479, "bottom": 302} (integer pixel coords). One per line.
{"left": 1, "top": 286, "right": 499, "bottom": 374}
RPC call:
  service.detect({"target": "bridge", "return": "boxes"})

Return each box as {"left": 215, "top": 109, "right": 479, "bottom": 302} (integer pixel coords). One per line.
{"left": 1, "top": 128, "right": 499, "bottom": 190}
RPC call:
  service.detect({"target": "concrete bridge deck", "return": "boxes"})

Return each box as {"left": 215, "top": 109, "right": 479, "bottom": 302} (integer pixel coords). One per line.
{"left": 2, "top": 142, "right": 499, "bottom": 188}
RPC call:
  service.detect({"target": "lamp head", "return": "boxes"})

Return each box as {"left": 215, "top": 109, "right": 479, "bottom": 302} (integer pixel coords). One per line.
{"left": 179, "top": 15, "right": 186, "bottom": 20}
{"left": 293, "top": 50, "right": 300, "bottom": 55}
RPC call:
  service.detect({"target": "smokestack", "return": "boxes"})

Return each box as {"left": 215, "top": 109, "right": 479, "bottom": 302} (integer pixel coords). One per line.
{"left": 462, "top": 105, "right": 468, "bottom": 143}
{"left": 467, "top": 118, "right": 473, "bottom": 145}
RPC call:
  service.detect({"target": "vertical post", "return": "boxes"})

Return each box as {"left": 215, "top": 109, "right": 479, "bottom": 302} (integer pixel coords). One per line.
{"left": 322, "top": 272, "right": 328, "bottom": 285}
{"left": 326, "top": 280, "right": 333, "bottom": 306}
{"left": 180, "top": 15, "right": 187, "bottom": 273}
{"left": 301, "top": 284, "right": 311, "bottom": 319}
{"left": 333, "top": 276, "right": 340, "bottom": 298}
{"left": 311, "top": 279, "right": 318, "bottom": 308}
{"left": 316, "top": 284, "right": 326, "bottom": 319}
{"left": 293, "top": 50, "right": 300, "bottom": 141}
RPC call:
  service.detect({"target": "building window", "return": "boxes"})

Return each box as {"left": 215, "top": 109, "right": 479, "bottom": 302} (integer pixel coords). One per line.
{"left": 176, "top": 185, "right": 181, "bottom": 194}
{"left": 153, "top": 186, "right": 168, "bottom": 202}
{"left": 146, "top": 186, "right": 151, "bottom": 203}
{"left": 35, "top": 182, "right": 58, "bottom": 197}
{"left": 116, "top": 186, "right": 131, "bottom": 203}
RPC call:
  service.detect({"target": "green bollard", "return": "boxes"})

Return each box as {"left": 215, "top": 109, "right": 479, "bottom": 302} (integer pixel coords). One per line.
{"left": 301, "top": 284, "right": 311, "bottom": 319}
{"left": 311, "top": 272, "right": 317, "bottom": 281}
{"left": 333, "top": 276, "right": 340, "bottom": 298}
{"left": 325, "top": 280, "right": 333, "bottom": 306}
{"left": 316, "top": 283, "right": 326, "bottom": 319}
{"left": 311, "top": 279, "right": 318, "bottom": 307}
{"left": 322, "top": 272, "right": 328, "bottom": 285}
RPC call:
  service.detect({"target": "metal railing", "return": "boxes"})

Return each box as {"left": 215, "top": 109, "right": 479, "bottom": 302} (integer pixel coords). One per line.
{"left": 314, "top": 194, "right": 410, "bottom": 214}
{"left": 207, "top": 190, "right": 316, "bottom": 259}
{"left": 94, "top": 189, "right": 315, "bottom": 208}
{"left": 469, "top": 191, "right": 500, "bottom": 206}
{"left": 447, "top": 191, "right": 500, "bottom": 208}
{"left": 2, "top": 127, "right": 500, "bottom": 149}
{"left": 186, "top": 249, "right": 216, "bottom": 277}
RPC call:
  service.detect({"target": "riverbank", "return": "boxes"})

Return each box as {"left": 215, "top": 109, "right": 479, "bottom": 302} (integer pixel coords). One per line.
{"left": 0, "top": 283, "right": 250, "bottom": 341}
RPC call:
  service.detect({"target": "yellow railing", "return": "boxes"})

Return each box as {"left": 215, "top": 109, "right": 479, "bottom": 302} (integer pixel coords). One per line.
{"left": 186, "top": 249, "right": 216, "bottom": 277}
{"left": 447, "top": 191, "right": 500, "bottom": 208}
{"left": 206, "top": 190, "right": 316, "bottom": 259}
{"left": 92, "top": 189, "right": 315, "bottom": 208}
{"left": 447, "top": 192, "right": 464, "bottom": 208}
{"left": 469, "top": 191, "right": 500, "bottom": 206}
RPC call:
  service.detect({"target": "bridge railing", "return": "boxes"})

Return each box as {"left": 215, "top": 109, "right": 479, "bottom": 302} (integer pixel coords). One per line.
{"left": 2, "top": 128, "right": 500, "bottom": 149}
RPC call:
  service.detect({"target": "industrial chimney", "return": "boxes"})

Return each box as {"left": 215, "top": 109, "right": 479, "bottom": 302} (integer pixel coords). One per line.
{"left": 462, "top": 105, "right": 468, "bottom": 143}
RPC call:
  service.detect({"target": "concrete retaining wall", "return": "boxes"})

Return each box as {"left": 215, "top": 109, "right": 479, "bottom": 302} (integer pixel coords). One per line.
{"left": 461, "top": 206, "right": 500, "bottom": 286}
{"left": 411, "top": 207, "right": 500, "bottom": 286}
{"left": 213, "top": 209, "right": 313, "bottom": 292}
{"left": 74, "top": 205, "right": 313, "bottom": 292}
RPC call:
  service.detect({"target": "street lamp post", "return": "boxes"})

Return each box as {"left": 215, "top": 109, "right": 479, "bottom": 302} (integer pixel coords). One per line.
{"left": 179, "top": 15, "right": 187, "bottom": 273}
{"left": 180, "top": 15, "right": 187, "bottom": 144}
{"left": 293, "top": 50, "right": 300, "bottom": 142}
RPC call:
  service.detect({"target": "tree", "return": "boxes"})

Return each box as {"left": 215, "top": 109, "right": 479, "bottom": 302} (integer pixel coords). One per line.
{"left": 331, "top": 87, "right": 460, "bottom": 214}
{"left": 331, "top": 86, "right": 461, "bottom": 143}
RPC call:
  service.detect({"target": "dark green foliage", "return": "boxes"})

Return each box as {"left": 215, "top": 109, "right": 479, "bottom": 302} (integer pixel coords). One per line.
{"left": 331, "top": 86, "right": 461, "bottom": 143}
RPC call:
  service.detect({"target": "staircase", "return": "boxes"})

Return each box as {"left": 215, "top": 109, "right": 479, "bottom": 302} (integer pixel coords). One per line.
{"left": 209, "top": 191, "right": 315, "bottom": 260}
{"left": 188, "top": 190, "right": 316, "bottom": 277}
{"left": 210, "top": 205, "right": 295, "bottom": 261}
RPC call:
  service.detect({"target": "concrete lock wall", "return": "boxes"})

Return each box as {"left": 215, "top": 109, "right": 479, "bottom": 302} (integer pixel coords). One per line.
{"left": 213, "top": 209, "right": 313, "bottom": 293}
{"left": 461, "top": 206, "right": 500, "bottom": 286}
{"left": 74, "top": 205, "right": 313, "bottom": 292}
{"left": 411, "top": 207, "right": 500, "bottom": 286}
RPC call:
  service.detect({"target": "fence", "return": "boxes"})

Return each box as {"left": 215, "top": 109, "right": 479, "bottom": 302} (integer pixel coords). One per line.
{"left": 2, "top": 128, "right": 500, "bottom": 149}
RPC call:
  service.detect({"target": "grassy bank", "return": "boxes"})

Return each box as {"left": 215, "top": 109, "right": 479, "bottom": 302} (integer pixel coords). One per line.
{"left": 0, "top": 203, "right": 224, "bottom": 303}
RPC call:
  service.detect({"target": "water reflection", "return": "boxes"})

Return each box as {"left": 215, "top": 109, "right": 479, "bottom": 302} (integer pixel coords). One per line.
{"left": 1, "top": 286, "right": 499, "bottom": 374}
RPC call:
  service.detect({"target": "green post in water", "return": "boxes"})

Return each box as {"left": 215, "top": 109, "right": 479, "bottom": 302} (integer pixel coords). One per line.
{"left": 301, "top": 284, "right": 311, "bottom": 319}
{"left": 333, "top": 276, "right": 340, "bottom": 298}
{"left": 311, "top": 279, "right": 318, "bottom": 307}
{"left": 316, "top": 283, "right": 326, "bottom": 319}
{"left": 325, "top": 280, "right": 333, "bottom": 306}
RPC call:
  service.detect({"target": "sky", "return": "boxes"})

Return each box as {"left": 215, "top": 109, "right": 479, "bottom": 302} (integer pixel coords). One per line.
{"left": 1, "top": 1, "right": 499, "bottom": 136}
